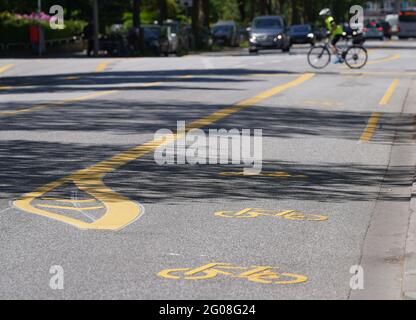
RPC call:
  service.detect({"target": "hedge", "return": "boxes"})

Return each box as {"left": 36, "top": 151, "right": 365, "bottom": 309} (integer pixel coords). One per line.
{"left": 0, "top": 12, "right": 85, "bottom": 44}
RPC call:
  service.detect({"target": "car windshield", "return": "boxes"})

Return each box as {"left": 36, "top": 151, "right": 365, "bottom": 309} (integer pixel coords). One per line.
{"left": 366, "top": 21, "right": 381, "bottom": 28}
{"left": 213, "top": 26, "right": 232, "bottom": 33}
{"left": 291, "top": 25, "right": 310, "bottom": 32}
{"left": 253, "top": 18, "right": 282, "bottom": 29}
{"left": 399, "top": 11, "right": 416, "bottom": 22}
{"left": 165, "top": 24, "right": 179, "bottom": 33}
{"left": 144, "top": 27, "right": 160, "bottom": 38}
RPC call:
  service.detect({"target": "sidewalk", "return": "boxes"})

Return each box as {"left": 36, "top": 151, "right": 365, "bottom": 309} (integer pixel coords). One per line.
{"left": 404, "top": 182, "right": 416, "bottom": 299}
{"left": 403, "top": 80, "right": 416, "bottom": 300}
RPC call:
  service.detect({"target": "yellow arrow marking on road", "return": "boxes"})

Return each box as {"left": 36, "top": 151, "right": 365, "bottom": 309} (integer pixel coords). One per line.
{"left": 14, "top": 73, "right": 315, "bottom": 230}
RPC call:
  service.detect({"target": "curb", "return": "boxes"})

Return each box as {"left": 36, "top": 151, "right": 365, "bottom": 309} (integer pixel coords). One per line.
{"left": 403, "top": 181, "right": 416, "bottom": 299}
{"left": 365, "top": 45, "right": 416, "bottom": 50}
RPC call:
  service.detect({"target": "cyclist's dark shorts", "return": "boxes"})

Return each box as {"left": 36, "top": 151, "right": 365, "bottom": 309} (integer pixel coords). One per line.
{"left": 331, "top": 34, "right": 342, "bottom": 46}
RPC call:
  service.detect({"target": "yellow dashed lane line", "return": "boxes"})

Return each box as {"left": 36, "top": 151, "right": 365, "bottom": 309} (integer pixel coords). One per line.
{"left": 360, "top": 79, "right": 399, "bottom": 142}
{"left": 0, "top": 64, "right": 14, "bottom": 75}
{"left": 0, "top": 90, "right": 118, "bottom": 117}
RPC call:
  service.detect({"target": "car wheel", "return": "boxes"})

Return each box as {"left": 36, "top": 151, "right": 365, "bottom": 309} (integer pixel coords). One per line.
{"left": 249, "top": 48, "right": 258, "bottom": 54}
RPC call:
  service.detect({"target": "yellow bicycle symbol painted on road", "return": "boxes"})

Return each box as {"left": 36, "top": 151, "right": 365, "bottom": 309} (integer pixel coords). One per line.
{"left": 214, "top": 208, "right": 328, "bottom": 221}
{"left": 158, "top": 262, "right": 308, "bottom": 285}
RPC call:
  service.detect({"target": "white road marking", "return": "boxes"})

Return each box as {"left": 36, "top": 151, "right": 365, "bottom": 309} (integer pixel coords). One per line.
{"left": 0, "top": 207, "right": 11, "bottom": 214}
{"left": 201, "top": 58, "right": 214, "bottom": 69}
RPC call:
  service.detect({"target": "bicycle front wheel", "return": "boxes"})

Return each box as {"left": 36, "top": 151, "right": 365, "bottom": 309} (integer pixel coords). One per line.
{"left": 344, "top": 46, "right": 368, "bottom": 69}
{"left": 307, "top": 45, "right": 331, "bottom": 69}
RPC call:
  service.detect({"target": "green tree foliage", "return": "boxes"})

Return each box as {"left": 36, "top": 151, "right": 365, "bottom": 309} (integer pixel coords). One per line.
{"left": 0, "top": 0, "right": 371, "bottom": 28}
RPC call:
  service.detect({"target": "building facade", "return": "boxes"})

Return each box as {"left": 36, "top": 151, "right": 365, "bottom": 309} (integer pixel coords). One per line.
{"left": 365, "top": 0, "right": 416, "bottom": 14}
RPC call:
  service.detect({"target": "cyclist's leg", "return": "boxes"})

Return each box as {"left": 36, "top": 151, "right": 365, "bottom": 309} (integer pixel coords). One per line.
{"left": 330, "top": 35, "right": 341, "bottom": 55}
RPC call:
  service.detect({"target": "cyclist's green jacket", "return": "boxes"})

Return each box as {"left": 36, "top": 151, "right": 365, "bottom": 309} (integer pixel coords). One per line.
{"left": 325, "top": 16, "right": 343, "bottom": 36}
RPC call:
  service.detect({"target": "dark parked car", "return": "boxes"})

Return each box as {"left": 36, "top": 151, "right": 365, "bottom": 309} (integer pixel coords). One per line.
{"left": 314, "top": 27, "right": 328, "bottom": 41}
{"left": 379, "top": 20, "right": 393, "bottom": 38}
{"left": 143, "top": 25, "right": 168, "bottom": 56}
{"left": 162, "top": 20, "right": 189, "bottom": 56}
{"left": 363, "top": 21, "right": 384, "bottom": 40}
{"left": 289, "top": 24, "right": 315, "bottom": 46}
{"left": 248, "top": 15, "right": 291, "bottom": 53}
{"left": 212, "top": 21, "right": 240, "bottom": 47}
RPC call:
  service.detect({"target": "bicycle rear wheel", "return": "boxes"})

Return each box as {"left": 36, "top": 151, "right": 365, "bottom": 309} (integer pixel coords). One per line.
{"left": 307, "top": 45, "right": 331, "bottom": 69}
{"left": 344, "top": 46, "right": 368, "bottom": 69}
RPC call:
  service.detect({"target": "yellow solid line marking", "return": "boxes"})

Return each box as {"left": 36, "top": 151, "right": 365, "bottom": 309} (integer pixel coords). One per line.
{"left": 0, "top": 64, "right": 14, "bottom": 74}
{"left": 360, "top": 79, "right": 399, "bottom": 142}
{"left": 141, "top": 82, "right": 162, "bottom": 87}
{"left": 95, "top": 61, "right": 111, "bottom": 72}
{"left": 367, "top": 53, "right": 401, "bottom": 66}
{"left": 0, "top": 90, "right": 117, "bottom": 117}
{"left": 379, "top": 79, "right": 399, "bottom": 105}
{"left": 0, "top": 86, "right": 12, "bottom": 90}
{"left": 13, "top": 73, "right": 314, "bottom": 230}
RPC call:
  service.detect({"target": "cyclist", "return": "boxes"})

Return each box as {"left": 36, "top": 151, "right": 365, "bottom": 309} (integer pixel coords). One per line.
{"left": 319, "top": 8, "right": 344, "bottom": 63}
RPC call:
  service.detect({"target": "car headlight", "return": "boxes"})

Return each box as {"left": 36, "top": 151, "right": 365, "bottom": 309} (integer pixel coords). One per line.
{"left": 277, "top": 34, "right": 283, "bottom": 40}
{"left": 307, "top": 33, "right": 314, "bottom": 38}
{"left": 250, "top": 35, "right": 257, "bottom": 42}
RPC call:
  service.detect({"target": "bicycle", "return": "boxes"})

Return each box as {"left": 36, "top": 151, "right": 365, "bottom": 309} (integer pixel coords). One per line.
{"left": 307, "top": 36, "right": 368, "bottom": 69}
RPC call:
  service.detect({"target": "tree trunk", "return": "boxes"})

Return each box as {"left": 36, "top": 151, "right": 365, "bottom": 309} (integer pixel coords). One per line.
{"left": 132, "top": 0, "right": 144, "bottom": 52}
{"left": 93, "top": 0, "right": 99, "bottom": 56}
{"left": 291, "top": 0, "right": 300, "bottom": 25}
{"left": 278, "top": 0, "right": 285, "bottom": 15}
{"left": 237, "top": 0, "right": 246, "bottom": 23}
{"left": 202, "top": 0, "right": 210, "bottom": 28}
{"left": 259, "top": 0, "right": 267, "bottom": 15}
{"left": 192, "top": 0, "right": 201, "bottom": 49}
{"left": 158, "top": 0, "right": 167, "bottom": 24}
{"left": 250, "top": 0, "right": 256, "bottom": 20}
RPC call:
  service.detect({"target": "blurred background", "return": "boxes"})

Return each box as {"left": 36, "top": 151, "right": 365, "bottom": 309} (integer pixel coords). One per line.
{"left": 0, "top": 0, "right": 415, "bottom": 57}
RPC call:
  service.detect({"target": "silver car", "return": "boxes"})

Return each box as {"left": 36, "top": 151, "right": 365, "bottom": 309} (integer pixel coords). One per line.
{"left": 248, "top": 16, "right": 291, "bottom": 54}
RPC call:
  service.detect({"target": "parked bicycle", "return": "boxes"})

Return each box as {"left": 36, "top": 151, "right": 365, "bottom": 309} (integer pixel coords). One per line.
{"left": 307, "top": 36, "right": 368, "bottom": 69}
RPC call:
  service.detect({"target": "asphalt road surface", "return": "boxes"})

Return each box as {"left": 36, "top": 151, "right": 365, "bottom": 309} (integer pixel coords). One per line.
{"left": 1, "top": 42, "right": 415, "bottom": 299}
